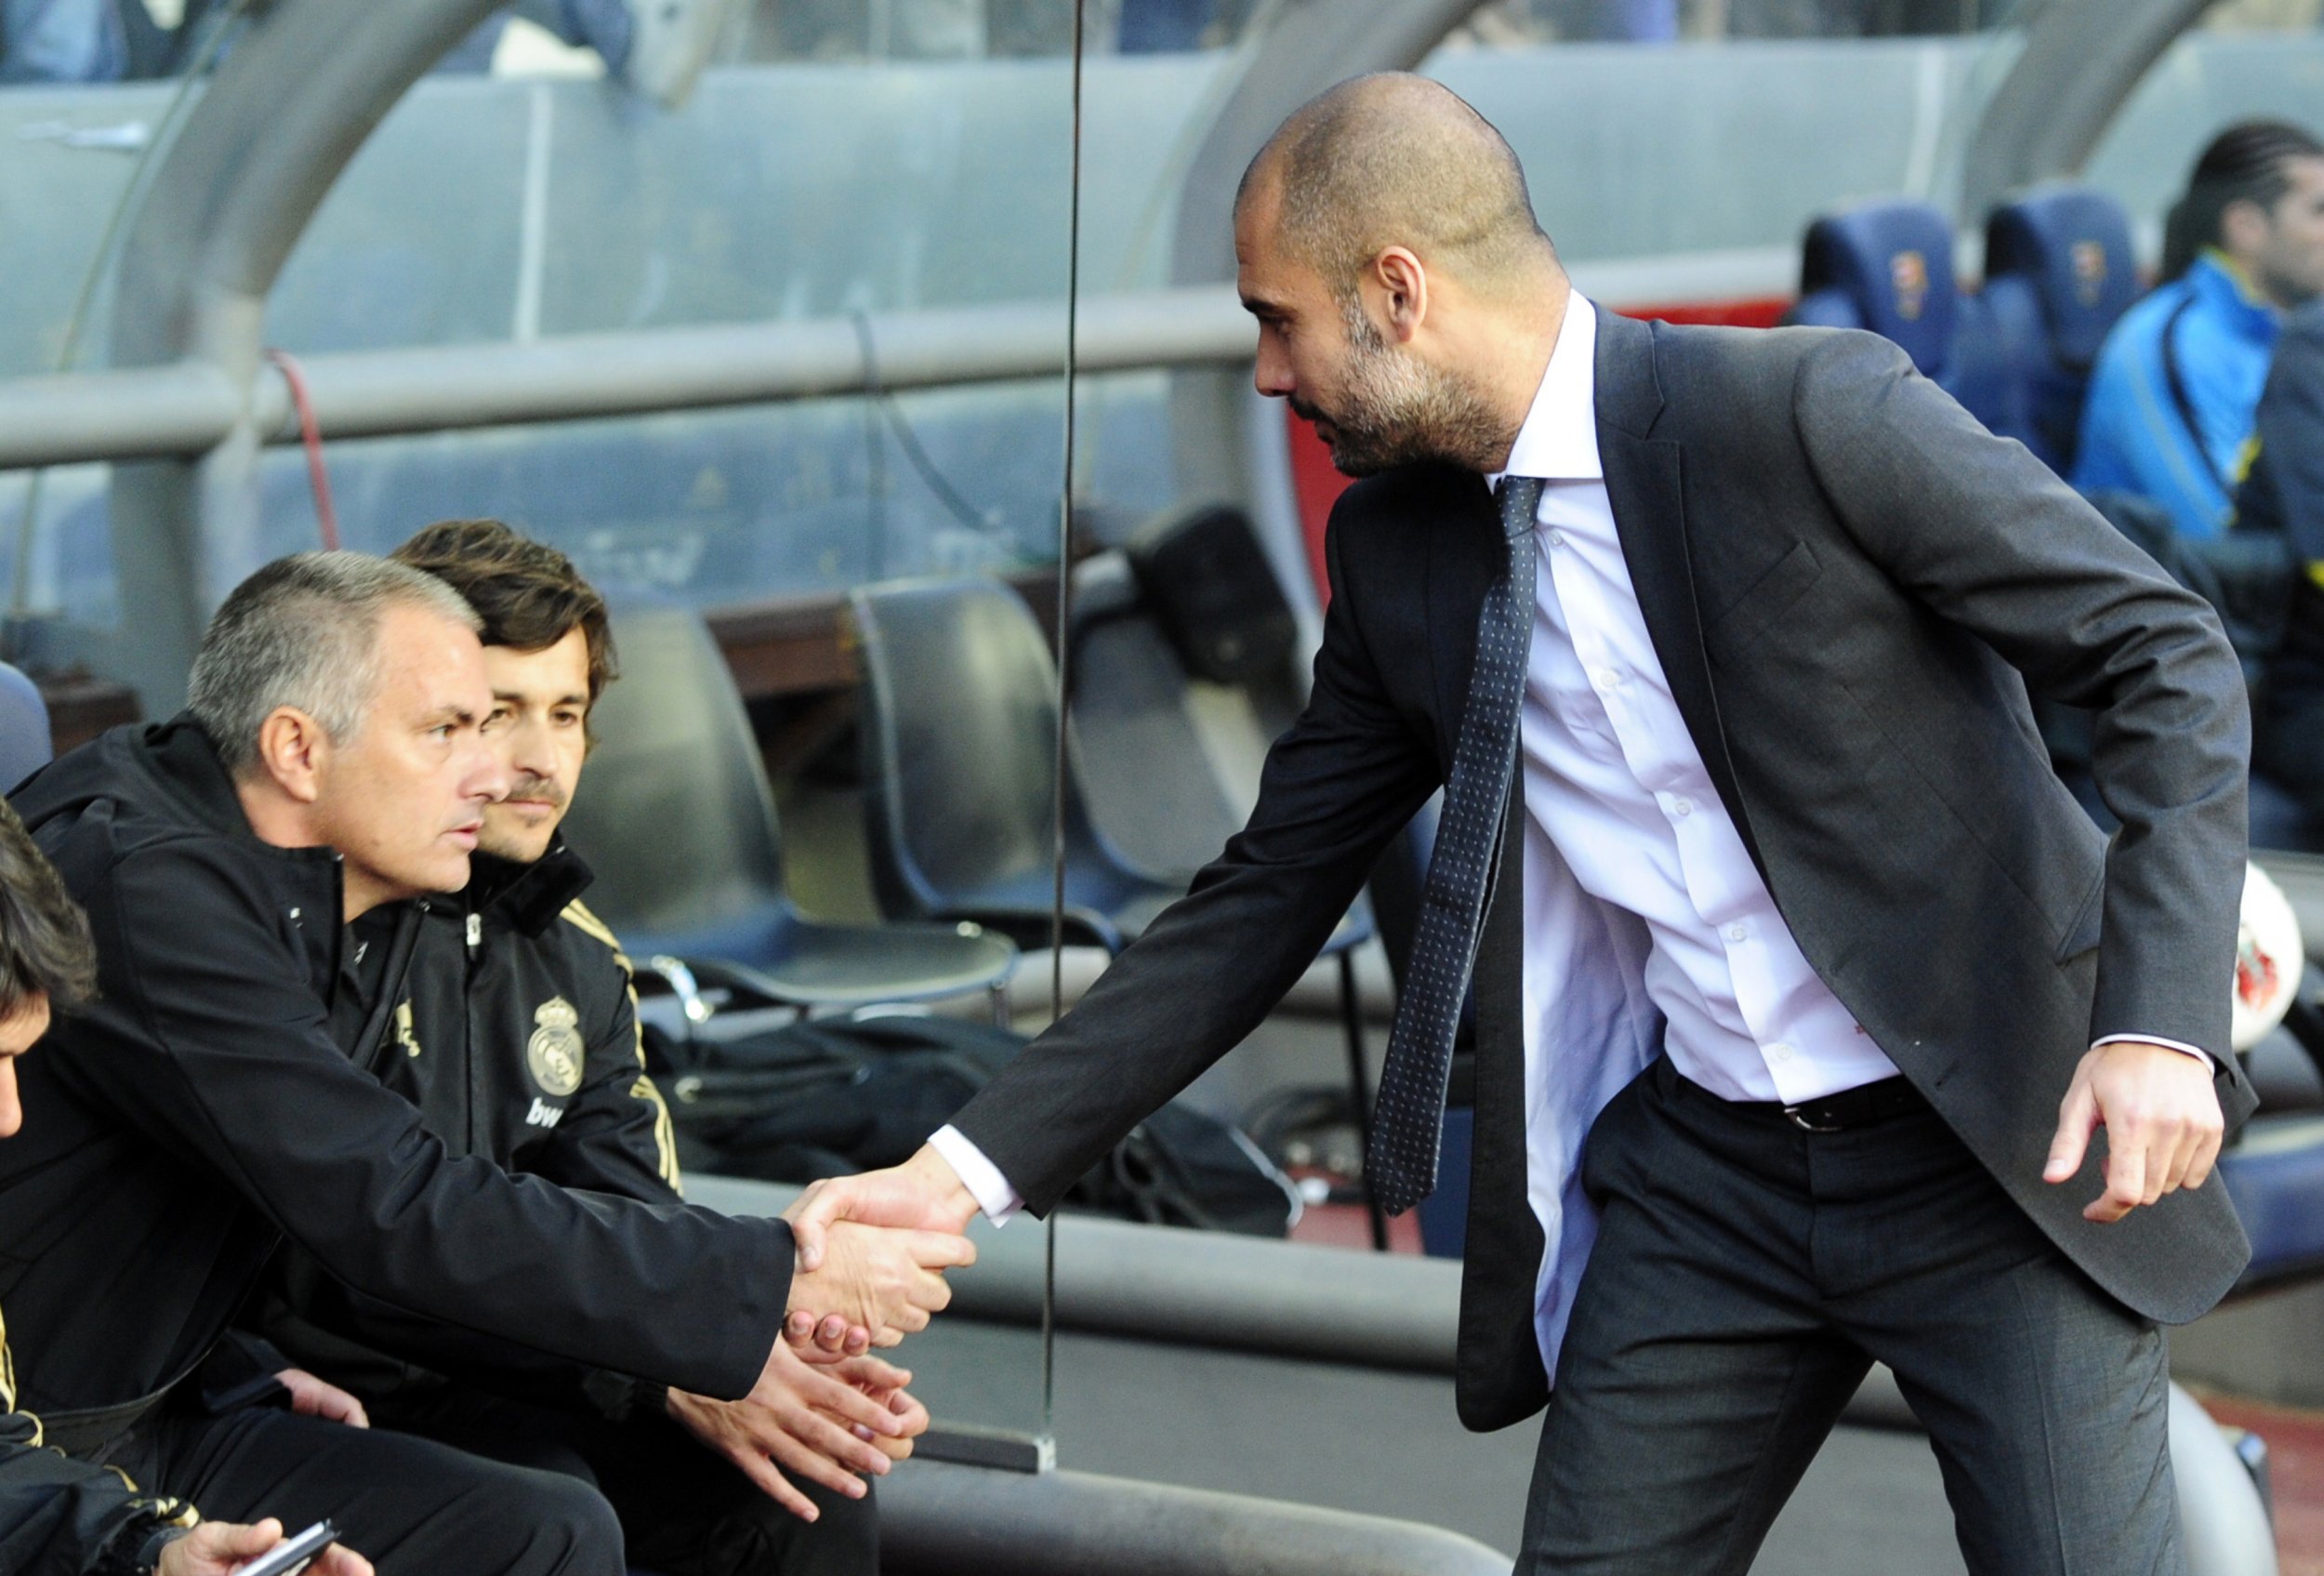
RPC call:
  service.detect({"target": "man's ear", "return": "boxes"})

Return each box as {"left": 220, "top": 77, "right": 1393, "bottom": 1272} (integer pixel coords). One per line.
{"left": 253, "top": 708, "right": 330, "bottom": 806}
{"left": 2219, "top": 196, "right": 2272, "bottom": 261}
{"left": 1370, "top": 247, "right": 1429, "bottom": 343}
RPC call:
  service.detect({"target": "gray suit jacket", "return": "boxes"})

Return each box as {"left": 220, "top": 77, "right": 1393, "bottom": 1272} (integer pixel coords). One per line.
{"left": 949, "top": 307, "right": 2256, "bottom": 1432}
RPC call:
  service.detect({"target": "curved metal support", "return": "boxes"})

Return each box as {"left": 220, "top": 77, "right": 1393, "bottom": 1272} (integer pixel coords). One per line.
{"left": 1165, "top": 0, "right": 1493, "bottom": 290}
{"left": 104, "top": 0, "right": 506, "bottom": 713}
{"left": 1959, "top": 0, "right": 2212, "bottom": 223}
{"left": 1159, "top": 0, "right": 1488, "bottom": 555}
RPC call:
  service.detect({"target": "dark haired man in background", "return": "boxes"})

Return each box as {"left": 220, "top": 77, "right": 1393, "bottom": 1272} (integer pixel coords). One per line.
{"left": 2076, "top": 118, "right": 2324, "bottom": 538}
{"left": 258, "top": 520, "right": 916, "bottom": 1576}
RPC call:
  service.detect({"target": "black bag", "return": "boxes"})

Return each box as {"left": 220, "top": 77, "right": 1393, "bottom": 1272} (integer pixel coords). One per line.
{"left": 647, "top": 1013, "right": 1296, "bottom": 1236}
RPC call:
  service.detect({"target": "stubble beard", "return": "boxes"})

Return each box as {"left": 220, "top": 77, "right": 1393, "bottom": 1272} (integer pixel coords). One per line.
{"left": 1314, "top": 295, "right": 1512, "bottom": 478}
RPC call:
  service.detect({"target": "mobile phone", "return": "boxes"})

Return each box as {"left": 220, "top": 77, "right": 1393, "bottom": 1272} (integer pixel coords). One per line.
{"left": 232, "top": 1519, "right": 337, "bottom": 1576}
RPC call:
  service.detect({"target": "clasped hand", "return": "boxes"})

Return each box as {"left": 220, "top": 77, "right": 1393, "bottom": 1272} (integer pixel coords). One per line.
{"left": 780, "top": 1146, "right": 983, "bottom": 1355}
{"left": 2044, "top": 1040, "right": 2225, "bottom": 1222}
{"left": 779, "top": 1172, "right": 977, "bottom": 1350}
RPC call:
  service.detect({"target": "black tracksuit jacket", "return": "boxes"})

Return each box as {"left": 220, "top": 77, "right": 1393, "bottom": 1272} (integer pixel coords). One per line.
{"left": 262, "top": 840, "right": 691, "bottom": 1419}
{"left": 0, "top": 1314, "right": 194, "bottom": 1576}
{"left": 2, "top": 718, "right": 789, "bottom": 1430}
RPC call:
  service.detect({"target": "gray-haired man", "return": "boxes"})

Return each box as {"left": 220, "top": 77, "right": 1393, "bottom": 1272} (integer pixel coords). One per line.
{"left": 2, "top": 551, "right": 967, "bottom": 1573}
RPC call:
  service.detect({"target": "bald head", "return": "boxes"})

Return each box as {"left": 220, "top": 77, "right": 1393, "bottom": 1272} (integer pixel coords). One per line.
{"left": 1238, "top": 74, "right": 1555, "bottom": 303}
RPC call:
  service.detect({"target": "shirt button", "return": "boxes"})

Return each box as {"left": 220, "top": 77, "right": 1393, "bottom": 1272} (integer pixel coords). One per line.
{"left": 1768, "top": 1042, "right": 1794, "bottom": 1064}
{"left": 1594, "top": 668, "right": 1621, "bottom": 692}
{"left": 1547, "top": 530, "right": 1566, "bottom": 550}
{"left": 1727, "top": 922, "right": 1750, "bottom": 942}
{"left": 1672, "top": 797, "right": 1693, "bottom": 816}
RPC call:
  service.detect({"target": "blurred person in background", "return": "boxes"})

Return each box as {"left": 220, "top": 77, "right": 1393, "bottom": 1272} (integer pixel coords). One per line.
{"left": 2243, "top": 298, "right": 2324, "bottom": 843}
{"left": 2076, "top": 120, "right": 2324, "bottom": 539}
{"left": 442, "top": 0, "right": 746, "bottom": 108}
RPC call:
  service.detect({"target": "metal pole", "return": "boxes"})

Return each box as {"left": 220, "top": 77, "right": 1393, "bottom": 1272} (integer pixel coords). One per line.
{"left": 0, "top": 289, "right": 1257, "bottom": 473}
{"left": 102, "top": 0, "right": 513, "bottom": 715}
{"left": 1957, "top": 0, "right": 2212, "bottom": 223}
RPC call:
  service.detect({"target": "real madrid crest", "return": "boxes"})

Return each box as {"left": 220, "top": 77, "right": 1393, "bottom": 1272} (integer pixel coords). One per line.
{"left": 527, "top": 997, "right": 585, "bottom": 1097}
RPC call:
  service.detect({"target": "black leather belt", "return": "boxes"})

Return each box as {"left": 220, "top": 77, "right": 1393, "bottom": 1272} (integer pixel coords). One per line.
{"left": 1776, "top": 1076, "right": 1925, "bottom": 1133}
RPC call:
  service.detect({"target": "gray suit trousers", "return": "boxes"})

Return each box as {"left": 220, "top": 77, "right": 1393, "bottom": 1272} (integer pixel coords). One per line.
{"left": 1518, "top": 1058, "right": 2183, "bottom": 1576}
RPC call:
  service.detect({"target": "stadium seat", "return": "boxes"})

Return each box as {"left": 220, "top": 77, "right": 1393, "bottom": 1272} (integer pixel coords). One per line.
{"left": 849, "top": 576, "right": 1184, "bottom": 954}
{"left": 1981, "top": 184, "right": 2142, "bottom": 473}
{"left": 557, "top": 598, "right": 1019, "bottom": 1021}
{"left": 1789, "top": 197, "right": 2030, "bottom": 449}
{"left": 1067, "top": 504, "right": 1387, "bottom": 1244}
{"left": 0, "top": 663, "right": 51, "bottom": 793}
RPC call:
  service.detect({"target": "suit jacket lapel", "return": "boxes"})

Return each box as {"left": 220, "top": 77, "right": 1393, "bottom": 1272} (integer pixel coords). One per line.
{"left": 1591, "top": 309, "right": 1765, "bottom": 877}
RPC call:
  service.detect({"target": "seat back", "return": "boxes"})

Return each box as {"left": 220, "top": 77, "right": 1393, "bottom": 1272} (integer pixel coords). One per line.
{"left": 556, "top": 599, "right": 794, "bottom": 948}
{"left": 1069, "top": 554, "right": 1242, "bottom": 882}
{"left": 1790, "top": 196, "right": 2032, "bottom": 449}
{"left": 0, "top": 663, "right": 52, "bottom": 794}
{"left": 1982, "top": 184, "right": 2141, "bottom": 471}
{"left": 1791, "top": 199, "right": 1961, "bottom": 377}
{"left": 849, "top": 577, "right": 1064, "bottom": 920}
{"left": 1068, "top": 504, "right": 1306, "bottom": 881}
{"left": 1122, "top": 502, "right": 1301, "bottom": 690}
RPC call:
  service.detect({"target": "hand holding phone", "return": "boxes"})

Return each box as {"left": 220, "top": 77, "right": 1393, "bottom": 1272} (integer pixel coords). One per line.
{"left": 155, "top": 1519, "right": 347, "bottom": 1576}
{"left": 229, "top": 1520, "right": 338, "bottom": 1576}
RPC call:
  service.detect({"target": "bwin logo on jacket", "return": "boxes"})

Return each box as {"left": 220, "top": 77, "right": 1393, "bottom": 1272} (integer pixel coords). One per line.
{"left": 527, "top": 998, "right": 586, "bottom": 1097}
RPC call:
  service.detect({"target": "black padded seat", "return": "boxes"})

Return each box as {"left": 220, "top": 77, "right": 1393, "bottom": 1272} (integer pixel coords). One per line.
{"left": 559, "top": 597, "right": 1017, "bottom": 1018}
{"left": 0, "top": 662, "right": 50, "bottom": 793}
{"left": 847, "top": 575, "right": 1195, "bottom": 955}
{"left": 850, "top": 565, "right": 1392, "bottom": 1242}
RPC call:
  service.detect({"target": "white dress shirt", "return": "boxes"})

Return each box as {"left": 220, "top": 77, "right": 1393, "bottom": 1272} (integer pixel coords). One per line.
{"left": 1497, "top": 296, "right": 1899, "bottom": 1368}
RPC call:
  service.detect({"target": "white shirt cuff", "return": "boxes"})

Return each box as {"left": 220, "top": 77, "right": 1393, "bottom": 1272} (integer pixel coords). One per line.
{"left": 928, "top": 1124, "right": 1024, "bottom": 1225}
{"left": 2092, "top": 1033, "right": 2213, "bottom": 1071}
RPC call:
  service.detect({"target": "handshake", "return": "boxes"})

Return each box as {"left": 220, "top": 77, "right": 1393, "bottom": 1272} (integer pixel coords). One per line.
{"left": 776, "top": 1144, "right": 985, "bottom": 1355}
{"left": 660, "top": 1146, "right": 984, "bottom": 1524}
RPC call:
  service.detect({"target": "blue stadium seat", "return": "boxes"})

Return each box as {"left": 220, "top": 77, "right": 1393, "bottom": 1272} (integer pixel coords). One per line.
{"left": 1789, "top": 198, "right": 2028, "bottom": 449}
{"left": 0, "top": 662, "right": 52, "bottom": 794}
{"left": 2219, "top": 1109, "right": 2324, "bottom": 1288}
{"left": 1980, "top": 184, "right": 2142, "bottom": 474}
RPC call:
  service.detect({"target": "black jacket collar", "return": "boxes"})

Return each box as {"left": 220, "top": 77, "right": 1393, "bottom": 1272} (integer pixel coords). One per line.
{"left": 462, "top": 837, "right": 595, "bottom": 939}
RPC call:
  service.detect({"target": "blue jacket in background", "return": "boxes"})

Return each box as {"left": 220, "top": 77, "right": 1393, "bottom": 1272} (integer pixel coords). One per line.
{"left": 2073, "top": 252, "right": 2282, "bottom": 540}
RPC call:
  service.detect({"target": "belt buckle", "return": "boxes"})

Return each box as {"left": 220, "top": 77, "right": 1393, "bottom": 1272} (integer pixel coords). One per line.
{"left": 1782, "top": 1103, "right": 1846, "bottom": 1133}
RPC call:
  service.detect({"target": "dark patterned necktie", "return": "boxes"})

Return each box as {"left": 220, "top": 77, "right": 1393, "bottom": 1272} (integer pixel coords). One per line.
{"left": 1366, "top": 474, "right": 1542, "bottom": 1214}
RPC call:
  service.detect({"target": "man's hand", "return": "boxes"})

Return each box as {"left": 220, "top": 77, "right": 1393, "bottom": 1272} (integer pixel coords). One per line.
{"left": 667, "top": 1344, "right": 922, "bottom": 1523}
{"left": 273, "top": 1369, "right": 368, "bottom": 1428}
{"left": 2044, "top": 1040, "right": 2226, "bottom": 1223}
{"left": 156, "top": 1518, "right": 372, "bottom": 1576}
{"left": 825, "top": 1354, "right": 930, "bottom": 1463}
{"left": 781, "top": 1219, "right": 973, "bottom": 1349}
{"left": 786, "top": 1146, "right": 982, "bottom": 1272}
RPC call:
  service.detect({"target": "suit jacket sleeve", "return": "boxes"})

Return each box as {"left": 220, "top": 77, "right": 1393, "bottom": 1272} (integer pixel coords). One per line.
{"left": 946, "top": 507, "right": 1444, "bottom": 1212}
{"left": 68, "top": 840, "right": 786, "bottom": 1402}
{"left": 1792, "top": 330, "right": 2251, "bottom": 1060}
